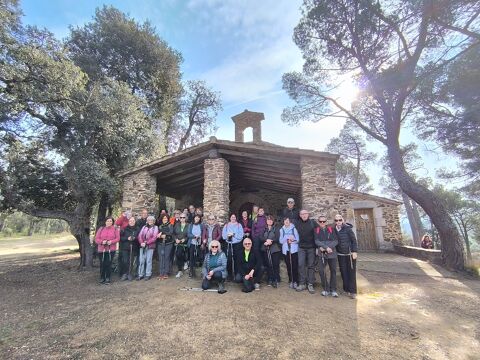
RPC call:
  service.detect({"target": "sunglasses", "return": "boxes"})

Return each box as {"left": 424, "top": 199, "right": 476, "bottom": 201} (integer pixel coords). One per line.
{"left": 180, "top": 217, "right": 186, "bottom": 219}
{"left": 319, "top": 220, "right": 326, "bottom": 223}
{"left": 211, "top": 245, "right": 218, "bottom": 248}
{"left": 335, "top": 219, "right": 343, "bottom": 222}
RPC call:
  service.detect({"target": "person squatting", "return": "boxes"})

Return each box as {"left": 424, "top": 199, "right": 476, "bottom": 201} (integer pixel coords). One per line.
{"left": 95, "top": 199, "right": 358, "bottom": 299}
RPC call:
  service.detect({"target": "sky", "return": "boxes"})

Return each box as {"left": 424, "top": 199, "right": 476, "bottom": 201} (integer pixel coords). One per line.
{"left": 19, "top": 0, "right": 460, "bottom": 201}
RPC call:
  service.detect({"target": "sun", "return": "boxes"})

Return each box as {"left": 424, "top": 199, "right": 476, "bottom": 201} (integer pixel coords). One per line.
{"left": 335, "top": 79, "right": 359, "bottom": 110}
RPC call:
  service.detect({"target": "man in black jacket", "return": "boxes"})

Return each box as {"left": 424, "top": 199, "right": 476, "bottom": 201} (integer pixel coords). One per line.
{"left": 296, "top": 209, "right": 318, "bottom": 294}
{"left": 282, "top": 198, "right": 299, "bottom": 224}
{"left": 239, "top": 238, "right": 259, "bottom": 293}
{"left": 315, "top": 215, "right": 339, "bottom": 297}
{"left": 334, "top": 214, "right": 358, "bottom": 299}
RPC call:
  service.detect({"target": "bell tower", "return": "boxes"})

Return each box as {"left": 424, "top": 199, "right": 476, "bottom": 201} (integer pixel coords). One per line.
{"left": 231, "top": 109, "right": 264, "bottom": 143}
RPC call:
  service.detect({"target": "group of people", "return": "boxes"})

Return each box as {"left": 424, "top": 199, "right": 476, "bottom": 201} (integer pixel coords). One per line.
{"left": 94, "top": 199, "right": 359, "bottom": 299}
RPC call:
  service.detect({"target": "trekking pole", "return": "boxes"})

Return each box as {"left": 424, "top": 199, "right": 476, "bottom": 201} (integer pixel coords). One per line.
{"left": 129, "top": 241, "right": 133, "bottom": 277}
{"left": 266, "top": 245, "right": 275, "bottom": 286}
{"left": 288, "top": 243, "right": 293, "bottom": 288}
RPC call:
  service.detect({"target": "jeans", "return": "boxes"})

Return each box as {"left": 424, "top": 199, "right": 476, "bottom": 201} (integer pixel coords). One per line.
{"left": 157, "top": 242, "right": 173, "bottom": 276}
{"left": 138, "top": 247, "right": 154, "bottom": 277}
{"left": 202, "top": 271, "right": 224, "bottom": 290}
{"left": 298, "top": 247, "right": 316, "bottom": 285}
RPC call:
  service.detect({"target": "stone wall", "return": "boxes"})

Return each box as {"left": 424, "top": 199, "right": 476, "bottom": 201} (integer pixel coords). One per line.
{"left": 300, "top": 156, "right": 337, "bottom": 218}
{"left": 203, "top": 158, "right": 229, "bottom": 224}
{"left": 121, "top": 170, "right": 157, "bottom": 214}
{"left": 230, "top": 188, "right": 297, "bottom": 219}
{"left": 393, "top": 245, "right": 443, "bottom": 265}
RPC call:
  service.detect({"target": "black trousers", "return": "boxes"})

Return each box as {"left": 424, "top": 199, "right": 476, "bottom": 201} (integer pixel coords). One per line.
{"left": 262, "top": 250, "right": 281, "bottom": 283}
{"left": 119, "top": 249, "right": 133, "bottom": 276}
{"left": 318, "top": 256, "right": 337, "bottom": 292}
{"left": 202, "top": 271, "right": 224, "bottom": 290}
{"left": 189, "top": 244, "right": 201, "bottom": 276}
{"left": 175, "top": 245, "right": 187, "bottom": 272}
{"left": 338, "top": 255, "right": 357, "bottom": 294}
{"left": 99, "top": 251, "right": 115, "bottom": 280}
{"left": 285, "top": 251, "right": 299, "bottom": 284}
{"left": 224, "top": 242, "right": 242, "bottom": 280}
{"left": 242, "top": 277, "right": 255, "bottom": 292}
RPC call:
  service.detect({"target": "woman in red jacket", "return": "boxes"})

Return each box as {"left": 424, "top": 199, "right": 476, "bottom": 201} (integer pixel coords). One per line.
{"left": 95, "top": 216, "right": 120, "bottom": 285}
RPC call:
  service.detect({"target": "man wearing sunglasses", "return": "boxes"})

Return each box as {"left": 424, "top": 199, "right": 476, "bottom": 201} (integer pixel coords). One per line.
{"left": 334, "top": 214, "right": 358, "bottom": 299}
{"left": 315, "top": 215, "right": 338, "bottom": 297}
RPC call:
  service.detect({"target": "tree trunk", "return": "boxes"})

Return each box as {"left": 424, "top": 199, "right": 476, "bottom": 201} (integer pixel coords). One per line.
{"left": 71, "top": 203, "right": 94, "bottom": 268}
{"left": 411, "top": 201, "right": 426, "bottom": 236}
{"left": 0, "top": 213, "right": 7, "bottom": 232}
{"left": 28, "top": 218, "right": 35, "bottom": 236}
{"left": 401, "top": 192, "right": 422, "bottom": 247}
{"left": 96, "top": 193, "right": 110, "bottom": 230}
{"left": 462, "top": 223, "right": 472, "bottom": 262}
{"left": 387, "top": 139, "right": 465, "bottom": 270}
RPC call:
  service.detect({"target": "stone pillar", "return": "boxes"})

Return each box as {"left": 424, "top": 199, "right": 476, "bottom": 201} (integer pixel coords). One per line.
{"left": 300, "top": 156, "right": 337, "bottom": 218}
{"left": 203, "top": 158, "right": 230, "bottom": 225}
{"left": 121, "top": 170, "right": 157, "bottom": 215}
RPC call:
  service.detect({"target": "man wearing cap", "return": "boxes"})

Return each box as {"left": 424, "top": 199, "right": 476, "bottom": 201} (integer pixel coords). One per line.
{"left": 282, "top": 198, "right": 299, "bottom": 224}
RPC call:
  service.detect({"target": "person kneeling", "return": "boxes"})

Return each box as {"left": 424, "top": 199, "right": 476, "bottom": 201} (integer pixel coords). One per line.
{"left": 240, "top": 238, "right": 259, "bottom": 293}
{"left": 201, "top": 240, "right": 227, "bottom": 294}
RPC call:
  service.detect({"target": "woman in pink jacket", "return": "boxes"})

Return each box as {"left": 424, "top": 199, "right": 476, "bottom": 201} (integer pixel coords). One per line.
{"left": 95, "top": 216, "right": 120, "bottom": 285}
{"left": 137, "top": 216, "right": 159, "bottom": 280}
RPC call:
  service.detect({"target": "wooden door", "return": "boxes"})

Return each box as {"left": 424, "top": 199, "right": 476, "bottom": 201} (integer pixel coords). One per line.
{"left": 354, "top": 208, "right": 377, "bottom": 251}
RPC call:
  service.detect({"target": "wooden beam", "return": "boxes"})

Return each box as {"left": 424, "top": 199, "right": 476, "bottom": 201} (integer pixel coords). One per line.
{"left": 149, "top": 152, "right": 209, "bottom": 175}
{"left": 218, "top": 149, "right": 300, "bottom": 165}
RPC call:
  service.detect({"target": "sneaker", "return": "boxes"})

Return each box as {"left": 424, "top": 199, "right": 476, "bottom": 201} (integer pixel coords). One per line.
{"left": 175, "top": 271, "right": 183, "bottom": 278}
{"left": 350, "top": 293, "right": 357, "bottom": 299}
{"left": 120, "top": 274, "right": 128, "bottom": 281}
{"left": 331, "top": 291, "right": 339, "bottom": 298}
{"left": 307, "top": 284, "right": 315, "bottom": 294}
{"left": 136, "top": 276, "right": 143, "bottom": 281}
{"left": 293, "top": 282, "right": 298, "bottom": 289}
{"left": 289, "top": 282, "right": 294, "bottom": 289}
{"left": 321, "top": 290, "right": 329, "bottom": 296}
{"left": 99, "top": 278, "right": 105, "bottom": 284}
{"left": 144, "top": 276, "right": 151, "bottom": 281}
{"left": 183, "top": 263, "right": 189, "bottom": 271}
{"left": 254, "top": 283, "right": 260, "bottom": 291}
{"left": 127, "top": 274, "right": 133, "bottom": 281}
{"left": 104, "top": 278, "right": 111, "bottom": 285}
{"left": 218, "top": 282, "right": 227, "bottom": 294}
{"left": 296, "top": 284, "right": 306, "bottom": 292}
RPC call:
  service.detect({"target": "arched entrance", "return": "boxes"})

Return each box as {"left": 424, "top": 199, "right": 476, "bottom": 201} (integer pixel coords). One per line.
{"left": 238, "top": 202, "right": 254, "bottom": 218}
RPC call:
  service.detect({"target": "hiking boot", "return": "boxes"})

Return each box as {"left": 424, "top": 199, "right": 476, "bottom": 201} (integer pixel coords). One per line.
{"left": 120, "top": 274, "right": 128, "bottom": 281}
{"left": 254, "top": 283, "right": 260, "bottom": 291}
{"left": 175, "top": 271, "right": 183, "bottom": 278}
{"left": 127, "top": 274, "right": 133, "bottom": 281}
{"left": 136, "top": 276, "right": 143, "bottom": 281}
{"left": 293, "top": 282, "right": 298, "bottom": 289}
{"left": 331, "top": 291, "right": 339, "bottom": 298}
{"left": 321, "top": 290, "right": 329, "bottom": 296}
{"left": 218, "top": 282, "right": 227, "bottom": 294}
{"left": 307, "top": 284, "right": 315, "bottom": 294}
{"left": 272, "top": 282, "right": 278, "bottom": 289}
{"left": 267, "top": 281, "right": 273, "bottom": 287}
{"left": 296, "top": 284, "right": 306, "bottom": 292}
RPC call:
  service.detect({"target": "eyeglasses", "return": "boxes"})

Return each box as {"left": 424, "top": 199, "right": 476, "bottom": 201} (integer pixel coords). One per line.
{"left": 244, "top": 243, "right": 252, "bottom": 246}
{"left": 180, "top": 217, "right": 186, "bottom": 219}
{"left": 211, "top": 245, "right": 218, "bottom": 248}
{"left": 335, "top": 219, "right": 343, "bottom": 222}
{"left": 208, "top": 218, "right": 215, "bottom": 221}
{"left": 319, "top": 220, "right": 326, "bottom": 223}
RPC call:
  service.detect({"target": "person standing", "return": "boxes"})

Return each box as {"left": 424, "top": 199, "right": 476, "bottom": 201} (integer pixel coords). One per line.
{"left": 187, "top": 214, "right": 204, "bottom": 278}
{"left": 279, "top": 217, "right": 299, "bottom": 289}
{"left": 187, "top": 205, "right": 196, "bottom": 224}
{"left": 119, "top": 217, "right": 138, "bottom": 281}
{"left": 282, "top": 198, "right": 299, "bottom": 224}
{"left": 201, "top": 240, "right": 228, "bottom": 294}
{"left": 334, "top": 214, "right": 358, "bottom": 299}
{"left": 173, "top": 213, "right": 189, "bottom": 277}
{"left": 296, "top": 209, "right": 318, "bottom": 294}
{"left": 239, "top": 238, "right": 259, "bottom": 293}
{"left": 251, "top": 207, "right": 266, "bottom": 288}
{"left": 222, "top": 214, "right": 244, "bottom": 281}
{"left": 240, "top": 210, "right": 252, "bottom": 239}
{"left": 137, "top": 216, "right": 158, "bottom": 281}
{"left": 157, "top": 214, "right": 173, "bottom": 280}
{"left": 95, "top": 216, "right": 120, "bottom": 284}
{"left": 315, "top": 215, "right": 339, "bottom": 297}
{"left": 260, "top": 215, "right": 281, "bottom": 288}
{"left": 201, "top": 215, "right": 222, "bottom": 249}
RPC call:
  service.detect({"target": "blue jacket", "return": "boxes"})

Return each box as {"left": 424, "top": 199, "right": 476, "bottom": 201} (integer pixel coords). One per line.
{"left": 279, "top": 224, "right": 299, "bottom": 255}
{"left": 222, "top": 222, "right": 244, "bottom": 244}
{"left": 202, "top": 251, "right": 227, "bottom": 279}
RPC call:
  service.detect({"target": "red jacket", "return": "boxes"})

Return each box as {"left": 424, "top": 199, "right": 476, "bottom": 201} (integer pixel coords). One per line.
{"left": 115, "top": 215, "right": 130, "bottom": 230}
{"left": 201, "top": 224, "right": 222, "bottom": 245}
{"left": 95, "top": 226, "right": 120, "bottom": 252}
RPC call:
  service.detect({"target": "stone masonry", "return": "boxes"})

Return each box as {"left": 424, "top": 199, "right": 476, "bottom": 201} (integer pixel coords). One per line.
{"left": 300, "top": 155, "right": 337, "bottom": 218}
{"left": 121, "top": 170, "right": 157, "bottom": 215}
{"left": 203, "top": 158, "right": 230, "bottom": 224}
{"left": 231, "top": 110, "right": 264, "bottom": 143}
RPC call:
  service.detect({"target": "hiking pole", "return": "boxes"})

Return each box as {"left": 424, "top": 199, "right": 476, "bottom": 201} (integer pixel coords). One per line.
{"left": 266, "top": 245, "right": 275, "bottom": 287}
{"left": 288, "top": 243, "right": 293, "bottom": 288}
{"left": 129, "top": 241, "right": 133, "bottom": 278}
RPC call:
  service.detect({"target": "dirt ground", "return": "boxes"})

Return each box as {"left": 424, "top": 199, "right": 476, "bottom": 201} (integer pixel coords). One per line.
{"left": 0, "top": 236, "right": 479, "bottom": 360}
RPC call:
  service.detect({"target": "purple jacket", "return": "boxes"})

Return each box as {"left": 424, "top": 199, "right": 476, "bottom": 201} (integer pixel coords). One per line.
{"left": 252, "top": 215, "right": 267, "bottom": 239}
{"left": 138, "top": 225, "right": 159, "bottom": 249}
